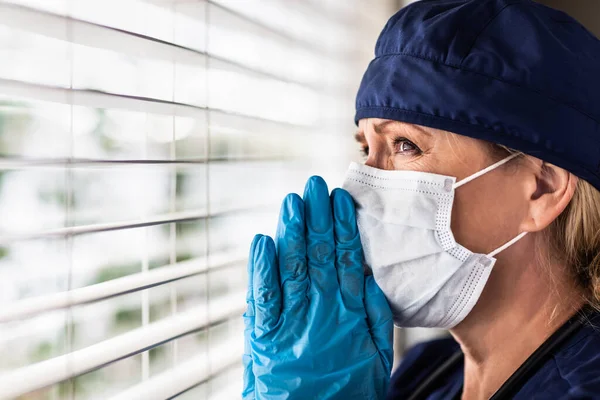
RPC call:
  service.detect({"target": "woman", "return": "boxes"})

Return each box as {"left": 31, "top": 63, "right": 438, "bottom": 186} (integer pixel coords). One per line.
{"left": 243, "top": 0, "right": 600, "bottom": 398}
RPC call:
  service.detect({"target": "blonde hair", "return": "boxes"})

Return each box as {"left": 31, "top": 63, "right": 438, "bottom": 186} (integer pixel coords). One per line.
{"left": 548, "top": 179, "right": 600, "bottom": 311}
{"left": 493, "top": 144, "right": 600, "bottom": 311}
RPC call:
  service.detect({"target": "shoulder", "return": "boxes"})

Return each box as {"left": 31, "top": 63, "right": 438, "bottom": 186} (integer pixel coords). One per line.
{"left": 387, "top": 336, "right": 461, "bottom": 399}
{"left": 518, "top": 312, "right": 600, "bottom": 399}
{"left": 552, "top": 317, "right": 600, "bottom": 397}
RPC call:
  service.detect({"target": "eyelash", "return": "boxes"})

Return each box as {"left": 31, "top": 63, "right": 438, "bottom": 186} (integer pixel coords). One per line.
{"left": 358, "top": 137, "right": 422, "bottom": 158}
{"left": 393, "top": 137, "right": 421, "bottom": 155}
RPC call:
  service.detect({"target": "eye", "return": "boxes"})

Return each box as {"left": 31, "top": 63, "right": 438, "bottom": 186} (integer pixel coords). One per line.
{"left": 393, "top": 137, "right": 421, "bottom": 155}
{"left": 360, "top": 146, "right": 369, "bottom": 158}
{"left": 354, "top": 131, "right": 369, "bottom": 159}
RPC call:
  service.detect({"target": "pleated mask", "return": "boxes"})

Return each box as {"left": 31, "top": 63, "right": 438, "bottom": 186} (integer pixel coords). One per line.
{"left": 342, "top": 154, "right": 527, "bottom": 328}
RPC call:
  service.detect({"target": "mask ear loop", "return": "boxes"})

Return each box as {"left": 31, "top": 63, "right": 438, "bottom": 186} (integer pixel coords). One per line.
{"left": 451, "top": 152, "right": 527, "bottom": 258}
{"left": 487, "top": 232, "right": 528, "bottom": 258}
{"left": 453, "top": 153, "right": 521, "bottom": 189}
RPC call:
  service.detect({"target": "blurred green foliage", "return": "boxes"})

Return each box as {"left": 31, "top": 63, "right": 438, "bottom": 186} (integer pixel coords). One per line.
{"left": 2, "top": 96, "right": 224, "bottom": 397}
{"left": 113, "top": 307, "right": 141, "bottom": 328}
{"left": 0, "top": 100, "right": 32, "bottom": 153}
{"left": 92, "top": 108, "right": 117, "bottom": 152}
{"left": 31, "top": 341, "right": 53, "bottom": 362}
{"left": 90, "top": 262, "right": 140, "bottom": 285}
{"left": 176, "top": 252, "right": 192, "bottom": 263}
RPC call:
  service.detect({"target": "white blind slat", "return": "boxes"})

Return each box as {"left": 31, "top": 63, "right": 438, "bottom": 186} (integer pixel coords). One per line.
{"left": 0, "top": 253, "right": 247, "bottom": 323}
{"left": 108, "top": 339, "right": 243, "bottom": 400}
{"left": 0, "top": 0, "right": 394, "bottom": 396}
{"left": 0, "top": 291, "right": 245, "bottom": 399}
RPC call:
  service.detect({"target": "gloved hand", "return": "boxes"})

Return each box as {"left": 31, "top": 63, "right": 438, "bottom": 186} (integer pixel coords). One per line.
{"left": 242, "top": 176, "right": 394, "bottom": 399}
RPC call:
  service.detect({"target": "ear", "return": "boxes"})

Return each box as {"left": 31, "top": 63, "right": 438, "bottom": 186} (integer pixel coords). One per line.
{"left": 520, "top": 159, "right": 578, "bottom": 233}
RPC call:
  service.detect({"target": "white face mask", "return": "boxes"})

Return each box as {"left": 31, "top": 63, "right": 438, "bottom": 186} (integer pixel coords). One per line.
{"left": 342, "top": 154, "right": 527, "bottom": 329}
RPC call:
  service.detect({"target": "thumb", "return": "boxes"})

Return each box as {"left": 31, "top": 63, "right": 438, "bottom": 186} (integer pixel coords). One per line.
{"left": 364, "top": 275, "right": 394, "bottom": 372}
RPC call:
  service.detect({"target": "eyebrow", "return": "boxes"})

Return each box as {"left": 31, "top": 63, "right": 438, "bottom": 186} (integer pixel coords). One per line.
{"left": 354, "top": 131, "right": 366, "bottom": 143}
{"left": 374, "top": 120, "right": 433, "bottom": 137}
{"left": 354, "top": 121, "right": 434, "bottom": 143}
{"left": 373, "top": 120, "right": 399, "bottom": 134}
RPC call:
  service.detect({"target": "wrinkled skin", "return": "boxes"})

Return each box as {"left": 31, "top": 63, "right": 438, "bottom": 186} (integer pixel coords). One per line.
{"left": 243, "top": 176, "right": 393, "bottom": 399}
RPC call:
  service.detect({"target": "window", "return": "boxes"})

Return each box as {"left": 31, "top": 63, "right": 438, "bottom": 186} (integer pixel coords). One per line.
{"left": 0, "top": 0, "right": 393, "bottom": 398}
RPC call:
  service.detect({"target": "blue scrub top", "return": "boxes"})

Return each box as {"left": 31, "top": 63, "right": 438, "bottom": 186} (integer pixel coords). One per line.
{"left": 386, "top": 311, "right": 600, "bottom": 399}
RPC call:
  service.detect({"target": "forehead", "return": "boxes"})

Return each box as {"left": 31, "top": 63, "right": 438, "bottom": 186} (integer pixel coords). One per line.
{"left": 357, "top": 118, "right": 438, "bottom": 139}
{"left": 356, "top": 118, "right": 490, "bottom": 151}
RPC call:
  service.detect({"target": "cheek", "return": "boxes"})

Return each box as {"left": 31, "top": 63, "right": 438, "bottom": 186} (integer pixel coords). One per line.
{"left": 450, "top": 178, "right": 527, "bottom": 254}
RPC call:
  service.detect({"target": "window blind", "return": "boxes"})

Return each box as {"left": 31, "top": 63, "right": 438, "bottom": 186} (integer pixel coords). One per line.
{"left": 0, "top": 0, "right": 393, "bottom": 398}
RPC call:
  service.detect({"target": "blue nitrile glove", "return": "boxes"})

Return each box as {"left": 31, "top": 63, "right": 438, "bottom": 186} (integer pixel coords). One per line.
{"left": 242, "top": 176, "right": 394, "bottom": 399}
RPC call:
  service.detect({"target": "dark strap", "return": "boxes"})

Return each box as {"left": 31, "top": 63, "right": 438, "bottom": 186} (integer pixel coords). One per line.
{"left": 489, "top": 305, "right": 596, "bottom": 399}
{"left": 407, "top": 305, "right": 595, "bottom": 400}
{"left": 406, "top": 349, "right": 464, "bottom": 400}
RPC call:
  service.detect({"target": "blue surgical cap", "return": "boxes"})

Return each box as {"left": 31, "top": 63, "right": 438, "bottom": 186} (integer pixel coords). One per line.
{"left": 356, "top": 0, "right": 600, "bottom": 190}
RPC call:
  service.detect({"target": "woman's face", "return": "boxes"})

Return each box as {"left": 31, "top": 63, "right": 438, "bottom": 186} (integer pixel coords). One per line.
{"left": 355, "top": 117, "right": 530, "bottom": 255}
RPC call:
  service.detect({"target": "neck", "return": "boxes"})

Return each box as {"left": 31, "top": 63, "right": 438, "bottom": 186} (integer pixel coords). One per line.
{"left": 449, "top": 239, "right": 584, "bottom": 400}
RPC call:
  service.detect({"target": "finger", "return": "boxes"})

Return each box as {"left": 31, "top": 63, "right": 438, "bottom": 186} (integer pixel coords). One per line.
{"left": 242, "top": 315, "right": 256, "bottom": 399}
{"left": 331, "top": 188, "right": 365, "bottom": 312}
{"left": 365, "top": 275, "right": 394, "bottom": 372}
{"left": 253, "top": 235, "right": 282, "bottom": 338}
{"left": 303, "top": 176, "right": 338, "bottom": 294}
{"left": 242, "top": 235, "right": 261, "bottom": 399}
{"left": 245, "top": 234, "right": 262, "bottom": 317}
{"left": 276, "top": 193, "right": 309, "bottom": 312}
